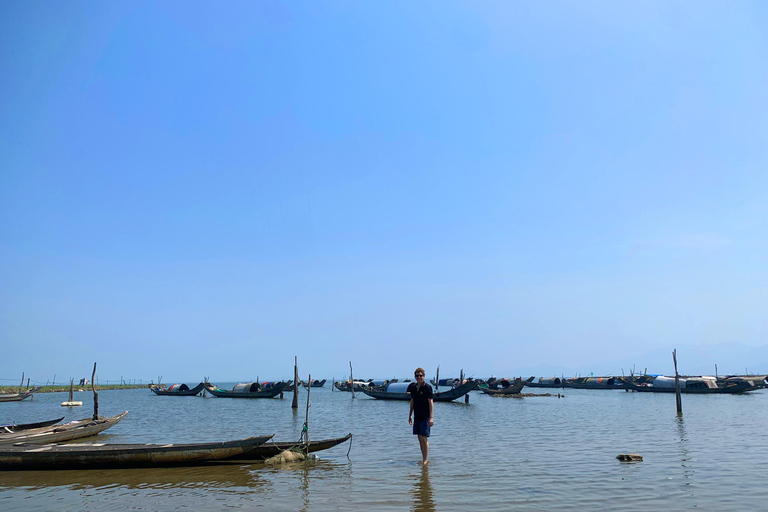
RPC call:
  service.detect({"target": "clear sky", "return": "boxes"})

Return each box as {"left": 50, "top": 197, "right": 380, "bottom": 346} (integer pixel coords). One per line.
{"left": 2, "top": 1, "right": 766, "bottom": 385}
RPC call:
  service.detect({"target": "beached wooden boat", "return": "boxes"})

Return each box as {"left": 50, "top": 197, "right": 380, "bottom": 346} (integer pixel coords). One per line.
{"left": 621, "top": 376, "right": 760, "bottom": 394}
{"left": 480, "top": 379, "right": 525, "bottom": 395}
{"left": 0, "top": 434, "right": 275, "bottom": 470}
{"left": 0, "top": 412, "right": 128, "bottom": 445}
{"left": 204, "top": 381, "right": 289, "bottom": 398}
{"left": 360, "top": 380, "right": 478, "bottom": 402}
{"left": 150, "top": 382, "right": 205, "bottom": 396}
{"left": 1, "top": 417, "right": 64, "bottom": 433}
{"left": 218, "top": 433, "right": 352, "bottom": 461}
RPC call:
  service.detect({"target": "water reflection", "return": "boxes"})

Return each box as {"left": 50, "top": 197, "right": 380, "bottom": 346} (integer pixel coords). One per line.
{"left": 0, "top": 464, "right": 263, "bottom": 490}
{"left": 675, "top": 415, "right": 694, "bottom": 486}
{"left": 411, "top": 465, "right": 435, "bottom": 512}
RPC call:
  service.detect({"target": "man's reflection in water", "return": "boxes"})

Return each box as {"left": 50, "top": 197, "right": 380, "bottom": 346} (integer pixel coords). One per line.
{"left": 411, "top": 465, "right": 435, "bottom": 512}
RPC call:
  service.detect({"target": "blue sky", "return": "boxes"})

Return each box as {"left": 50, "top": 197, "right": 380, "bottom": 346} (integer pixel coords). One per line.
{"left": 1, "top": 1, "right": 766, "bottom": 385}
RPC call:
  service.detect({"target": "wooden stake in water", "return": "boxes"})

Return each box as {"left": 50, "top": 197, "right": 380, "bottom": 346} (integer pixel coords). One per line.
{"left": 673, "top": 349, "right": 682, "bottom": 415}
{"left": 19, "top": 372, "right": 24, "bottom": 391}
{"left": 292, "top": 356, "right": 299, "bottom": 409}
{"left": 303, "top": 373, "right": 311, "bottom": 454}
{"left": 435, "top": 365, "right": 440, "bottom": 392}
{"left": 349, "top": 361, "right": 355, "bottom": 399}
{"left": 91, "top": 362, "right": 99, "bottom": 420}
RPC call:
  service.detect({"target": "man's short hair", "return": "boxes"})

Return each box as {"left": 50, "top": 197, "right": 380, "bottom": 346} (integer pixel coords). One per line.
{"left": 414, "top": 367, "right": 425, "bottom": 375}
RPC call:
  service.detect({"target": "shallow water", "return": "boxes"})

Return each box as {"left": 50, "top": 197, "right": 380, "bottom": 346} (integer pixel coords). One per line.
{"left": 1, "top": 385, "right": 766, "bottom": 511}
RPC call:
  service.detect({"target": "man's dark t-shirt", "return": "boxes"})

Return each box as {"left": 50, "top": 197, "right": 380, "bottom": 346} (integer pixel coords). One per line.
{"left": 407, "top": 382, "right": 434, "bottom": 421}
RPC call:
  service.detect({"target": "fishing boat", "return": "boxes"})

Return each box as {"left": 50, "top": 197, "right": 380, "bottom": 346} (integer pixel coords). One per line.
{"left": 0, "top": 412, "right": 128, "bottom": 445}
{"left": 563, "top": 377, "right": 624, "bottom": 389}
{"left": 480, "top": 379, "right": 525, "bottom": 395}
{"left": 150, "top": 382, "right": 206, "bottom": 396}
{"left": 334, "top": 380, "right": 386, "bottom": 392}
{"left": 621, "top": 376, "right": 761, "bottom": 394}
{"left": 524, "top": 377, "right": 564, "bottom": 388}
{"left": 204, "top": 381, "right": 289, "bottom": 398}
{"left": 217, "top": 433, "right": 353, "bottom": 461}
{"left": 359, "top": 380, "right": 478, "bottom": 402}
{"left": 1, "top": 417, "right": 64, "bottom": 433}
{"left": 0, "top": 389, "right": 38, "bottom": 402}
{"left": 0, "top": 434, "right": 275, "bottom": 470}
{"left": 302, "top": 379, "right": 327, "bottom": 388}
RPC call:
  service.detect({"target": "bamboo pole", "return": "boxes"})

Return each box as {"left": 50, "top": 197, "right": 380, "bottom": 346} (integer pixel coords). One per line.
{"left": 673, "top": 349, "right": 682, "bottom": 415}
{"left": 91, "top": 362, "right": 99, "bottom": 420}
{"left": 349, "top": 361, "right": 355, "bottom": 399}
{"left": 292, "top": 356, "right": 299, "bottom": 409}
{"left": 303, "top": 373, "right": 311, "bottom": 453}
{"left": 19, "top": 372, "right": 24, "bottom": 391}
{"left": 435, "top": 366, "right": 440, "bottom": 392}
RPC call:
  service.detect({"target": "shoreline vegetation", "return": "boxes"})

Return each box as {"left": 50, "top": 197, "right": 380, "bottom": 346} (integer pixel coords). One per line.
{"left": 1, "top": 384, "right": 147, "bottom": 394}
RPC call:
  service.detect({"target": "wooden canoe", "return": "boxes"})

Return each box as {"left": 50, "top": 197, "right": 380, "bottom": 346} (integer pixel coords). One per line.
{"left": 0, "top": 434, "right": 275, "bottom": 470}
{"left": 360, "top": 380, "right": 479, "bottom": 402}
{"left": 150, "top": 382, "right": 205, "bottom": 396}
{"left": 204, "top": 381, "right": 289, "bottom": 398}
{"left": 480, "top": 380, "right": 525, "bottom": 395}
{"left": 0, "top": 391, "right": 34, "bottom": 403}
{"left": 218, "top": 433, "right": 353, "bottom": 461}
{"left": 1, "top": 417, "right": 65, "bottom": 433}
{"left": 0, "top": 412, "right": 128, "bottom": 445}
{"left": 621, "top": 378, "right": 760, "bottom": 394}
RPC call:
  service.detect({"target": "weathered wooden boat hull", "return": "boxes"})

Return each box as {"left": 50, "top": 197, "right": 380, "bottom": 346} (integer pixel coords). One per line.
{"left": 150, "top": 382, "right": 206, "bottom": 396}
{"left": 219, "top": 433, "right": 352, "bottom": 461}
{"left": 0, "top": 412, "right": 128, "bottom": 445}
{"left": 623, "top": 383, "right": 758, "bottom": 394}
{"left": 204, "top": 382, "right": 289, "bottom": 398}
{"left": 480, "top": 381, "right": 525, "bottom": 395}
{"left": 1, "top": 417, "right": 64, "bottom": 433}
{"left": 0, "top": 434, "right": 274, "bottom": 470}
{"left": 0, "top": 392, "right": 33, "bottom": 403}
{"left": 360, "top": 380, "right": 478, "bottom": 402}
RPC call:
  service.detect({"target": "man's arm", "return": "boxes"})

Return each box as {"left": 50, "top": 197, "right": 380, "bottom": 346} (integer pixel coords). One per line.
{"left": 409, "top": 399, "right": 414, "bottom": 425}
{"left": 428, "top": 398, "right": 434, "bottom": 426}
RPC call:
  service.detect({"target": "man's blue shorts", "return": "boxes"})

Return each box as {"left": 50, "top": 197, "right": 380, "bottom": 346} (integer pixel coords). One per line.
{"left": 413, "top": 421, "right": 431, "bottom": 437}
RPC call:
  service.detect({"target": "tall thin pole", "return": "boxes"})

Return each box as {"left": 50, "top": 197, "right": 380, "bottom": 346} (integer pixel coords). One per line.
{"left": 435, "top": 366, "right": 440, "bottom": 392}
{"left": 303, "top": 373, "right": 311, "bottom": 453}
{"left": 91, "top": 362, "right": 99, "bottom": 420}
{"left": 349, "top": 361, "right": 355, "bottom": 399}
{"left": 19, "top": 372, "right": 24, "bottom": 391}
{"left": 292, "top": 356, "right": 299, "bottom": 409}
{"left": 673, "top": 349, "right": 682, "bottom": 415}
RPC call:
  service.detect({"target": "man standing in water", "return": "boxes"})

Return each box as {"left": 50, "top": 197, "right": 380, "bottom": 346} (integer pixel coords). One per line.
{"left": 408, "top": 367, "right": 434, "bottom": 464}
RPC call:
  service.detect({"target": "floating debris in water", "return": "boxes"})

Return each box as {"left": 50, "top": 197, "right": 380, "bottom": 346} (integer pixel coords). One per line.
{"left": 265, "top": 448, "right": 307, "bottom": 464}
{"left": 616, "top": 453, "right": 643, "bottom": 461}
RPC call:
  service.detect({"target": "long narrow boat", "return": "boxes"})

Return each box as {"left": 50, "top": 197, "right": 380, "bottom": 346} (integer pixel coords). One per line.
{"left": 621, "top": 376, "right": 760, "bottom": 394}
{"left": 218, "top": 433, "right": 353, "bottom": 461}
{"left": 204, "top": 381, "right": 289, "bottom": 398}
{"left": 0, "top": 391, "right": 34, "bottom": 403}
{"left": 480, "top": 379, "right": 525, "bottom": 395}
{"left": 524, "top": 377, "right": 564, "bottom": 388}
{"left": 150, "top": 382, "right": 205, "bottom": 396}
{"left": 0, "top": 412, "right": 128, "bottom": 445}
{"left": 302, "top": 379, "right": 327, "bottom": 388}
{"left": 1, "top": 417, "right": 65, "bottom": 433}
{"left": 360, "top": 380, "right": 479, "bottom": 402}
{"left": 0, "top": 434, "right": 275, "bottom": 470}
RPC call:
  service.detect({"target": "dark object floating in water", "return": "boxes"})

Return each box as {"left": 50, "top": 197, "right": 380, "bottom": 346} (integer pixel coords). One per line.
{"left": 616, "top": 453, "right": 643, "bottom": 461}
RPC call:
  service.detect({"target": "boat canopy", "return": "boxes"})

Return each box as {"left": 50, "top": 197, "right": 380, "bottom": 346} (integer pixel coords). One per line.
{"left": 385, "top": 382, "right": 411, "bottom": 393}
{"left": 168, "top": 384, "right": 190, "bottom": 392}
{"left": 233, "top": 383, "right": 260, "bottom": 393}
{"left": 538, "top": 377, "right": 561, "bottom": 385}
{"left": 584, "top": 377, "right": 615, "bottom": 386}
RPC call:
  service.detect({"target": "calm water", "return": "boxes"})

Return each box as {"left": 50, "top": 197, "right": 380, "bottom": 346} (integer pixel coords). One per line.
{"left": 1, "top": 384, "right": 766, "bottom": 511}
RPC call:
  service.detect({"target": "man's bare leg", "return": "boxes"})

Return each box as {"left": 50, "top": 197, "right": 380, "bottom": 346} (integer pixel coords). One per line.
{"left": 418, "top": 435, "right": 429, "bottom": 464}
